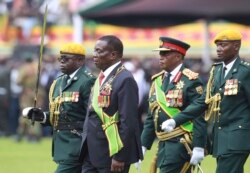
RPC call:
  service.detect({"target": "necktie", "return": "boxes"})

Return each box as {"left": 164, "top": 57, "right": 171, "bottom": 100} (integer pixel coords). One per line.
{"left": 223, "top": 67, "right": 227, "bottom": 78}
{"left": 62, "top": 75, "right": 69, "bottom": 87}
{"left": 99, "top": 72, "right": 105, "bottom": 86}
{"left": 221, "top": 67, "right": 227, "bottom": 82}
{"left": 162, "top": 73, "right": 171, "bottom": 91}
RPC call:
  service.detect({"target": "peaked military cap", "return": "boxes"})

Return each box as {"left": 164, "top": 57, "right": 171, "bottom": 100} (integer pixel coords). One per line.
{"left": 153, "top": 37, "right": 190, "bottom": 55}
{"left": 60, "top": 43, "right": 86, "bottom": 56}
{"left": 214, "top": 29, "right": 242, "bottom": 43}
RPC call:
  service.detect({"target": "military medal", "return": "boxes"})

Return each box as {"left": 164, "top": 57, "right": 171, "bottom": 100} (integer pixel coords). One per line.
{"left": 224, "top": 79, "right": 238, "bottom": 95}
{"left": 99, "top": 83, "right": 112, "bottom": 107}
{"left": 166, "top": 90, "right": 172, "bottom": 106}
{"left": 176, "top": 80, "right": 185, "bottom": 90}
{"left": 98, "top": 95, "right": 104, "bottom": 107}
{"left": 177, "top": 90, "right": 183, "bottom": 106}
{"left": 174, "top": 90, "right": 179, "bottom": 98}
{"left": 72, "top": 92, "right": 79, "bottom": 102}
{"left": 100, "top": 83, "right": 112, "bottom": 96}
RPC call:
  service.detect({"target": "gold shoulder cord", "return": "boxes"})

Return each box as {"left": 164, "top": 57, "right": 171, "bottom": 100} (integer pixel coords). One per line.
{"left": 204, "top": 66, "right": 221, "bottom": 122}
{"left": 49, "top": 79, "right": 59, "bottom": 128}
{"left": 149, "top": 85, "right": 158, "bottom": 112}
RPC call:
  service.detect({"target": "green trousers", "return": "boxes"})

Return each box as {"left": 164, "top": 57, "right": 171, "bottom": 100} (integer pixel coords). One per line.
{"left": 216, "top": 153, "right": 249, "bottom": 173}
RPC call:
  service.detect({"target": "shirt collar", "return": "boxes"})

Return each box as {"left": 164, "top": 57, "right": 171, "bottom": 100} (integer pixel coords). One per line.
{"left": 102, "top": 61, "right": 121, "bottom": 78}
{"left": 166, "top": 63, "right": 182, "bottom": 76}
{"left": 69, "top": 68, "right": 80, "bottom": 79}
{"left": 223, "top": 58, "right": 237, "bottom": 72}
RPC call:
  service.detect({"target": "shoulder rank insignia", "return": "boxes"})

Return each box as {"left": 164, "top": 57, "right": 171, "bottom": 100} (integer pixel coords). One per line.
{"left": 182, "top": 68, "right": 199, "bottom": 80}
{"left": 84, "top": 70, "right": 94, "bottom": 77}
{"left": 151, "top": 71, "right": 165, "bottom": 80}
{"left": 56, "top": 74, "right": 64, "bottom": 79}
{"left": 241, "top": 60, "right": 250, "bottom": 68}
{"left": 213, "top": 62, "right": 223, "bottom": 66}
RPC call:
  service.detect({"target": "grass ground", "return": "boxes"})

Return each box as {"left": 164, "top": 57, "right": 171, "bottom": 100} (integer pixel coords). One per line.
{"left": 0, "top": 137, "right": 249, "bottom": 173}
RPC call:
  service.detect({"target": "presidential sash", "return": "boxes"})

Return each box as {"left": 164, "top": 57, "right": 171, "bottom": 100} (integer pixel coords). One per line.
{"left": 92, "top": 70, "right": 124, "bottom": 156}
{"left": 154, "top": 76, "right": 193, "bottom": 132}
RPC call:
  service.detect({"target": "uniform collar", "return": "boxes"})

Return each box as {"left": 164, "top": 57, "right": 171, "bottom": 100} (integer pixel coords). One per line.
{"left": 222, "top": 58, "right": 237, "bottom": 76}
{"left": 165, "top": 63, "right": 182, "bottom": 82}
{"left": 69, "top": 68, "right": 80, "bottom": 79}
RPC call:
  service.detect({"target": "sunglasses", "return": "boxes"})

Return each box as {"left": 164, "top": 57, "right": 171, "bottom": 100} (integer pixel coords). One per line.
{"left": 57, "top": 55, "right": 76, "bottom": 62}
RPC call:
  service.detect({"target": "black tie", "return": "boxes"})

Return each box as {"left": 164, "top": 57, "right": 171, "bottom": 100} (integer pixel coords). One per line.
{"left": 162, "top": 73, "right": 171, "bottom": 91}
{"left": 221, "top": 67, "right": 227, "bottom": 81}
{"left": 62, "top": 75, "right": 70, "bottom": 87}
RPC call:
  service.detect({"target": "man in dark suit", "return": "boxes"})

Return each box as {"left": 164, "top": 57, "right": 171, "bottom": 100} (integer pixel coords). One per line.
{"left": 22, "top": 43, "right": 96, "bottom": 173}
{"left": 80, "top": 35, "right": 143, "bottom": 173}
{"left": 140, "top": 37, "right": 207, "bottom": 173}
{"left": 162, "top": 30, "right": 250, "bottom": 173}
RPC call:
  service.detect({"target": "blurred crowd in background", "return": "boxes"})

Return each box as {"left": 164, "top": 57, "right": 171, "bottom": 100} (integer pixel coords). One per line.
{"left": 0, "top": 0, "right": 209, "bottom": 142}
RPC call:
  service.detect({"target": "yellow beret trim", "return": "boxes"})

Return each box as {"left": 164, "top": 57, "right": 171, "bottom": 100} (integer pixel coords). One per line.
{"left": 60, "top": 43, "right": 86, "bottom": 56}
{"left": 214, "top": 30, "right": 242, "bottom": 43}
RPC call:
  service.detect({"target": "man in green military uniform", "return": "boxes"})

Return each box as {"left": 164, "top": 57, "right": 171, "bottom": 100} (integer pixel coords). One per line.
{"left": 162, "top": 30, "right": 250, "bottom": 173}
{"left": 22, "top": 43, "right": 96, "bottom": 173}
{"left": 140, "top": 37, "right": 207, "bottom": 173}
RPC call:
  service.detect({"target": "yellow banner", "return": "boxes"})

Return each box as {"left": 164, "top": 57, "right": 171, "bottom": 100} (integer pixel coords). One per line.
{"left": 1, "top": 19, "right": 250, "bottom": 58}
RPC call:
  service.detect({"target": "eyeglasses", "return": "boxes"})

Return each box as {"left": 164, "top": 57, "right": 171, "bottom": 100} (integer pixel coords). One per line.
{"left": 57, "top": 55, "right": 76, "bottom": 62}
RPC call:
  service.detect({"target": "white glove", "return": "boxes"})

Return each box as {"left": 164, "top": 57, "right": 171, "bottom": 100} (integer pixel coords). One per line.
{"left": 142, "top": 146, "right": 147, "bottom": 156}
{"left": 134, "top": 160, "right": 142, "bottom": 171}
{"left": 161, "top": 119, "right": 176, "bottom": 132}
{"left": 134, "top": 146, "right": 147, "bottom": 171}
{"left": 190, "top": 147, "right": 205, "bottom": 165}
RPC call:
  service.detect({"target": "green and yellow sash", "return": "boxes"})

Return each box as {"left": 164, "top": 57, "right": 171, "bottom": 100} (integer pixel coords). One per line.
{"left": 92, "top": 78, "right": 124, "bottom": 156}
{"left": 154, "top": 76, "right": 193, "bottom": 132}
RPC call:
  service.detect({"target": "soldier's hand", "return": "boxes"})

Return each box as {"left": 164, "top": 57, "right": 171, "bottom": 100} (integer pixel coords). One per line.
{"left": 161, "top": 119, "right": 176, "bottom": 132}
{"left": 22, "top": 107, "right": 45, "bottom": 123}
{"left": 111, "top": 159, "right": 125, "bottom": 172}
{"left": 134, "top": 146, "right": 146, "bottom": 171}
{"left": 190, "top": 147, "right": 204, "bottom": 165}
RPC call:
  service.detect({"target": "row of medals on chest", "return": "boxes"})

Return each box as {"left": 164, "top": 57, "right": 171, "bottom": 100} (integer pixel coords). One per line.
{"left": 224, "top": 79, "right": 238, "bottom": 95}
{"left": 165, "top": 81, "right": 184, "bottom": 107}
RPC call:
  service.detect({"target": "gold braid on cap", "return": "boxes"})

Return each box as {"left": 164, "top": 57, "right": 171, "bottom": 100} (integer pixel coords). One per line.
{"left": 204, "top": 66, "right": 221, "bottom": 121}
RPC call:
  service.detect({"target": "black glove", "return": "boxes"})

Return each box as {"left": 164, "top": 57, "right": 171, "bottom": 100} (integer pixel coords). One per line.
{"left": 22, "top": 107, "right": 45, "bottom": 122}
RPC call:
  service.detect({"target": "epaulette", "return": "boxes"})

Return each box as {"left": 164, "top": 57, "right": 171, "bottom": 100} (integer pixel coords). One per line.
{"left": 151, "top": 71, "right": 165, "bottom": 80}
{"left": 240, "top": 60, "right": 250, "bottom": 68}
{"left": 212, "top": 62, "right": 223, "bottom": 66}
{"left": 182, "top": 68, "right": 199, "bottom": 80}
{"left": 56, "top": 73, "right": 64, "bottom": 79}
{"left": 84, "top": 70, "right": 95, "bottom": 78}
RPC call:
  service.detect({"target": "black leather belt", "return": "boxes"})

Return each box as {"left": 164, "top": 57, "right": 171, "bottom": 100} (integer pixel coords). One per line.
{"left": 56, "top": 121, "right": 84, "bottom": 130}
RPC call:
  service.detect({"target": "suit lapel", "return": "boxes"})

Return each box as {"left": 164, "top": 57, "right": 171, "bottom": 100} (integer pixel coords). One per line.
{"left": 102, "top": 63, "right": 123, "bottom": 85}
